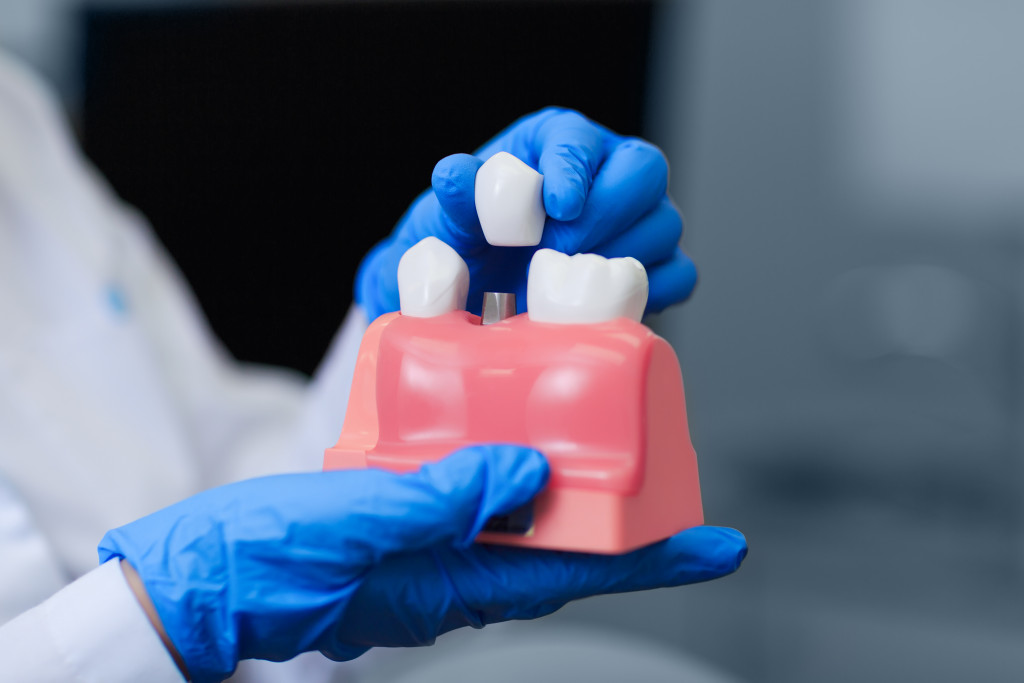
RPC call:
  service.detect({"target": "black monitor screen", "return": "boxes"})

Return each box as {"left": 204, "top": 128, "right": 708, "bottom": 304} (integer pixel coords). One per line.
{"left": 82, "top": 1, "right": 654, "bottom": 374}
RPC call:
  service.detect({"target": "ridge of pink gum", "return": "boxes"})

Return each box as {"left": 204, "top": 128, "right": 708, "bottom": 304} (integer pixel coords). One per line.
{"left": 324, "top": 310, "right": 703, "bottom": 554}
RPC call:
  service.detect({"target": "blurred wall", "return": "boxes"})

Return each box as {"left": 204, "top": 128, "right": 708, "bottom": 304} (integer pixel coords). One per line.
{"left": 0, "top": 0, "right": 199, "bottom": 111}
{"left": 637, "top": 1, "right": 1024, "bottom": 680}
{"left": 0, "top": 0, "right": 84, "bottom": 105}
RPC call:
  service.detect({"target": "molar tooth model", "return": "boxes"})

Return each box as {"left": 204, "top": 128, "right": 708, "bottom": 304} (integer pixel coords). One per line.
{"left": 324, "top": 153, "right": 703, "bottom": 554}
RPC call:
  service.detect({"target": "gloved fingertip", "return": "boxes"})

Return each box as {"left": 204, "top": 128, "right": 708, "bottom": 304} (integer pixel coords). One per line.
{"left": 672, "top": 525, "right": 748, "bottom": 579}
{"left": 320, "top": 644, "right": 372, "bottom": 663}
{"left": 431, "top": 153, "right": 482, "bottom": 200}
{"left": 435, "top": 444, "right": 549, "bottom": 545}
{"left": 677, "top": 252, "right": 698, "bottom": 302}
{"left": 645, "top": 250, "right": 698, "bottom": 314}
{"left": 712, "top": 527, "right": 749, "bottom": 572}
{"left": 501, "top": 445, "right": 551, "bottom": 493}
{"left": 544, "top": 181, "right": 586, "bottom": 222}
{"left": 474, "top": 443, "right": 550, "bottom": 509}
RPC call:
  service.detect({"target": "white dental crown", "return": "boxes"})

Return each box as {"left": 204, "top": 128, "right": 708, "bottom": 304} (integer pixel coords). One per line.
{"left": 475, "top": 151, "right": 546, "bottom": 247}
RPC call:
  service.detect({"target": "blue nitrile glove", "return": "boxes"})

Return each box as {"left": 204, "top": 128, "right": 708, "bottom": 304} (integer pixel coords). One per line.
{"left": 356, "top": 107, "right": 694, "bottom": 320}
{"left": 99, "top": 445, "right": 746, "bottom": 683}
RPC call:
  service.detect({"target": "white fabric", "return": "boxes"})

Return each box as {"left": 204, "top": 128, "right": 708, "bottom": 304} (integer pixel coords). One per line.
{"left": 0, "top": 560, "right": 183, "bottom": 683}
{"left": 0, "top": 476, "right": 65, "bottom": 625}
{"left": 0, "top": 48, "right": 366, "bottom": 681}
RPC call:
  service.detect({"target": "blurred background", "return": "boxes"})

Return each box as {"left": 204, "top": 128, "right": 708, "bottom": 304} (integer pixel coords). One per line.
{"left": 3, "top": 0, "right": 1023, "bottom": 680}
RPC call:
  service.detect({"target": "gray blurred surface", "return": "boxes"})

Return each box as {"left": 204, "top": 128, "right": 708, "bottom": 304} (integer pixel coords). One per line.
{"left": 639, "top": 1, "right": 1024, "bottom": 680}
{"left": 355, "top": 621, "right": 741, "bottom": 683}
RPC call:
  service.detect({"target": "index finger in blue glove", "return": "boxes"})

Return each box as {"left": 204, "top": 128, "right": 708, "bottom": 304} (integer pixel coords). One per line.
{"left": 433, "top": 109, "right": 611, "bottom": 243}
{"left": 472, "top": 108, "right": 615, "bottom": 222}
{"left": 541, "top": 138, "right": 670, "bottom": 256}
{"left": 591, "top": 197, "right": 683, "bottom": 267}
{"left": 435, "top": 134, "right": 669, "bottom": 259}
{"left": 533, "top": 110, "right": 610, "bottom": 221}
{"left": 644, "top": 247, "right": 699, "bottom": 311}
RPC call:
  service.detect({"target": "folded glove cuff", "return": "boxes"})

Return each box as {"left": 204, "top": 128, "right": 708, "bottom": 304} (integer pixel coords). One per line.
{"left": 99, "top": 528, "right": 238, "bottom": 683}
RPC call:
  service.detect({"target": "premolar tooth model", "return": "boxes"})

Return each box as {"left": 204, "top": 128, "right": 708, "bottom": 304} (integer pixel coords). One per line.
{"left": 397, "top": 236, "right": 469, "bottom": 317}
{"left": 324, "top": 153, "right": 703, "bottom": 554}
{"left": 475, "top": 151, "right": 546, "bottom": 246}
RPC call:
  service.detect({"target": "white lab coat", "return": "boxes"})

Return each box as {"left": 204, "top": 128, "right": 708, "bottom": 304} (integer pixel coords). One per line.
{"left": 0, "top": 50, "right": 368, "bottom": 681}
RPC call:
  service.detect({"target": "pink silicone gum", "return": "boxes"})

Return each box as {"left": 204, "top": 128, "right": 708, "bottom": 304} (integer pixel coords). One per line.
{"left": 324, "top": 310, "right": 703, "bottom": 554}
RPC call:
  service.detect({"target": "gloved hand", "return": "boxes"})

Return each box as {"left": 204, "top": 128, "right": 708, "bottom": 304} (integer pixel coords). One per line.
{"left": 356, "top": 107, "right": 694, "bottom": 320}
{"left": 99, "top": 445, "right": 746, "bottom": 683}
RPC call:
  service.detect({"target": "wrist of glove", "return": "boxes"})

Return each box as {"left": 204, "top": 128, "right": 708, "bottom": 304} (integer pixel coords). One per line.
{"left": 356, "top": 107, "right": 696, "bottom": 321}
{"left": 99, "top": 445, "right": 745, "bottom": 682}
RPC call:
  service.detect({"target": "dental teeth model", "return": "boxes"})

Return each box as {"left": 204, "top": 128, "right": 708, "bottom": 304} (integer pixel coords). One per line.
{"left": 527, "top": 249, "right": 649, "bottom": 324}
{"left": 397, "top": 236, "right": 470, "bottom": 317}
{"left": 475, "top": 151, "right": 546, "bottom": 247}
{"left": 474, "top": 151, "right": 650, "bottom": 322}
{"left": 395, "top": 237, "right": 650, "bottom": 324}
{"left": 324, "top": 155, "right": 703, "bottom": 555}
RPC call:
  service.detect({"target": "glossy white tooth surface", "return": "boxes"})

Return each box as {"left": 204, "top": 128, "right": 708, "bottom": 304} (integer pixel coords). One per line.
{"left": 397, "top": 237, "right": 469, "bottom": 317}
{"left": 527, "top": 249, "right": 649, "bottom": 324}
{"left": 475, "top": 151, "right": 546, "bottom": 247}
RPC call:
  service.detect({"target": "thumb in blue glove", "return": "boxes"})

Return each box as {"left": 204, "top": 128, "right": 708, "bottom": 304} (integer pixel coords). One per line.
{"left": 99, "top": 445, "right": 745, "bottom": 682}
{"left": 357, "top": 108, "right": 696, "bottom": 320}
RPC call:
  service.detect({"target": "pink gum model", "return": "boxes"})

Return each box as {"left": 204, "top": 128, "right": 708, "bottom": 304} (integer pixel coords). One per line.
{"left": 324, "top": 310, "right": 703, "bottom": 554}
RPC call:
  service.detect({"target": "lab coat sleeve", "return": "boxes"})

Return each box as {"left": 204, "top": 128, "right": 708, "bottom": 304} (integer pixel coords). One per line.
{"left": 116, "top": 212, "right": 370, "bottom": 481}
{"left": 0, "top": 477, "right": 66, "bottom": 626}
{"left": 289, "top": 304, "right": 369, "bottom": 471}
{"left": 0, "top": 559, "right": 183, "bottom": 683}
{"left": 97, "top": 114, "right": 370, "bottom": 484}
{"left": 0, "top": 49, "right": 365, "bottom": 488}
{"left": 0, "top": 49, "right": 368, "bottom": 683}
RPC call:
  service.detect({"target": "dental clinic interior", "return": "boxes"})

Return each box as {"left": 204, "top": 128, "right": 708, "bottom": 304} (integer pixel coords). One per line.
{"left": 3, "top": 1, "right": 1022, "bottom": 681}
